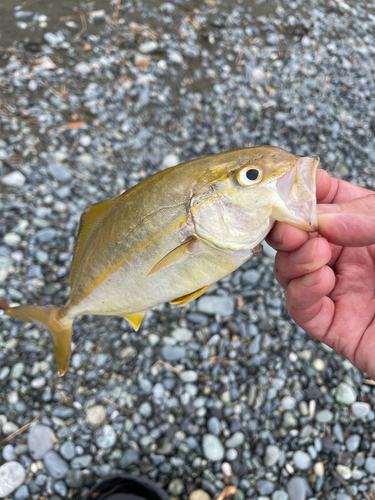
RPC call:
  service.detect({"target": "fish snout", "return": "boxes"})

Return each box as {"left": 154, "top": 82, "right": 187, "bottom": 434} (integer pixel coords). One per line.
{"left": 275, "top": 156, "right": 319, "bottom": 232}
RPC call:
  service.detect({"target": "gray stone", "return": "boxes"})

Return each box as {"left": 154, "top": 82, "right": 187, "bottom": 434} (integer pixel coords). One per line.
{"left": 27, "top": 425, "right": 55, "bottom": 460}
{"left": 139, "top": 41, "right": 159, "bottom": 54}
{"left": 120, "top": 448, "right": 139, "bottom": 469}
{"left": 365, "top": 457, "right": 375, "bottom": 475}
{"left": 264, "top": 445, "right": 280, "bottom": 467}
{"left": 54, "top": 480, "right": 67, "bottom": 497}
{"left": 36, "top": 228, "right": 56, "bottom": 243}
{"left": 52, "top": 406, "right": 75, "bottom": 419}
{"left": 202, "top": 434, "right": 225, "bottom": 461}
{"left": 272, "top": 492, "right": 288, "bottom": 500}
{"left": 95, "top": 425, "right": 117, "bottom": 448}
{"left": 351, "top": 402, "right": 370, "bottom": 418}
{"left": 168, "top": 478, "right": 184, "bottom": 495}
{"left": 316, "top": 409, "right": 333, "bottom": 423}
{"left": 207, "top": 417, "right": 221, "bottom": 435}
{"left": 10, "top": 362, "right": 25, "bottom": 379}
{"left": 0, "top": 462, "right": 26, "bottom": 498}
{"left": 75, "top": 62, "right": 91, "bottom": 75}
{"left": 43, "top": 451, "right": 69, "bottom": 479}
{"left": 14, "top": 485, "right": 29, "bottom": 500}
{"left": 287, "top": 477, "right": 306, "bottom": 500}
{"left": 335, "top": 383, "right": 356, "bottom": 405}
{"left": 293, "top": 450, "right": 312, "bottom": 470}
{"left": 60, "top": 441, "right": 75, "bottom": 460}
{"left": 225, "top": 432, "right": 245, "bottom": 448}
{"left": 242, "top": 269, "right": 260, "bottom": 284}
{"left": 197, "top": 295, "right": 234, "bottom": 316}
{"left": 248, "top": 334, "right": 262, "bottom": 355}
{"left": 65, "top": 469, "right": 83, "bottom": 488}
{"left": 281, "top": 396, "right": 296, "bottom": 410}
{"left": 283, "top": 411, "right": 298, "bottom": 428}
{"left": 171, "top": 328, "right": 193, "bottom": 342}
{"left": 256, "top": 480, "right": 275, "bottom": 495}
{"left": 333, "top": 423, "right": 344, "bottom": 443}
{"left": 180, "top": 370, "right": 198, "bottom": 382}
{"left": 161, "top": 345, "right": 186, "bottom": 361}
{"left": 86, "top": 405, "right": 106, "bottom": 426}
{"left": 1, "top": 171, "right": 25, "bottom": 188}
{"left": 3, "top": 232, "right": 20, "bottom": 247}
{"left": 346, "top": 434, "right": 361, "bottom": 452}
{"left": 2, "top": 445, "right": 17, "bottom": 461}
{"left": 48, "top": 162, "right": 72, "bottom": 182}
{"left": 71, "top": 455, "right": 93, "bottom": 468}
{"left": 161, "top": 154, "right": 180, "bottom": 169}
{"left": 139, "top": 402, "right": 153, "bottom": 418}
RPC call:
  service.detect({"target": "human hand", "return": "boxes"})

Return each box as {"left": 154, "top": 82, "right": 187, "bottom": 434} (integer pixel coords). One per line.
{"left": 266, "top": 169, "right": 375, "bottom": 379}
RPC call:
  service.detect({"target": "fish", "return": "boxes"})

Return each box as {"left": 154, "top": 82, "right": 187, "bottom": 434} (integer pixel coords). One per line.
{"left": 4, "top": 146, "right": 319, "bottom": 376}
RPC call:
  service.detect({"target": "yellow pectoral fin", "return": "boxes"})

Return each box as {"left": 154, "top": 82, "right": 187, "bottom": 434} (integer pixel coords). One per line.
{"left": 170, "top": 283, "right": 215, "bottom": 307}
{"left": 147, "top": 237, "right": 196, "bottom": 277}
{"left": 123, "top": 313, "right": 145, "bottom": 331}
{"left": 70, "top": 198, "right": 115, "bottom": 287}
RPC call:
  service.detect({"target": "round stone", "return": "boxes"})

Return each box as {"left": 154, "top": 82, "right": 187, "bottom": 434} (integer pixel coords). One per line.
{"left": 60, "top": 441, "right": 75, "bottom": 461}
{"left": 351, "top": 402, "right": 370, "bottom": 419}
{"left": 0, "top": 462, "right": 26, "bottom": 498}
{"left": 336, "top": 464, "right": 352, "bottom": 480}
{"left": 197, "top": 295, "right": 235, "bottom": 316}
{"left": 225, "top": 431, "right": 245, "bottom": 448}
{"left": 264, "top": 445, "right": 280, "bottom": 467}
{"left": 202, "top": 434, "right": 225, "bottom": 461}
{"left": 3, "top": 233, "right": 21, "bottom": 247}
{"left": 189, "top": 490, "right": 211, "bottom": 500}
{"left": 139, "top": 41, "right": 159, "bottom": 54}
{"left": 168, "top": 478, "right": 184, "bottom": 496}
{"left": 280, "top": 396, "right": 296, "bottom": 410}
{"left": 287, "top": 477, "right": 306, "bottom": 500}
{"left": 1, "top": 171, "right": 25, "bottom": 188}
{"left": 365, "top": 457, "right": 375, "bottom": 474}
{"left": 171, "top": 328, "right": 193, "bottom": 342}
{"left": 316, "top": 409, "right": 334, "bottom": 423}
{"left": 312, "top": 358, "right": 325, "bottom": 371}
{"left": 95, "top": 425, "right": 117, "bottom": 448}
{"left": 86, "top": 405, "right": 106, "bottom": 426}
{"left": 207, "top": 417, "right": 221, "bottom": 435}
{"left": 335, "top": 383, "right": 356, "bottom": 405}
{"left": 272, "top": 492, "right": 288, "bottom": 500}
{"left": 346, "top": 434, "right": 361, "bottom": 452}
{"left": 43, "top": 451, "right": 68, "bottom": 479}
{"left": 27, "top": 425, "right": 55, "bottom": 460}
{"left": 180, "top": 370, "right": 198, "bottom": 382}
{"left": 293, "top": 450, "right": 312, "bottom": 471}
{"left": 139, "top": 402, "right": 153, "bottom": 418}
{"left": 161, "top": 154, "right": 180, "bottom": 170}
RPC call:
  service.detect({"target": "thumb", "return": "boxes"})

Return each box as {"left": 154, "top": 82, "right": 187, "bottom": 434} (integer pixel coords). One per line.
{"left": 317, "top": 194, "right": 375, "bottom": 247}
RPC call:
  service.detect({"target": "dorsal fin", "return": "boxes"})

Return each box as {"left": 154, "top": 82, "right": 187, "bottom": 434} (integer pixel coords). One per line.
{"left": 123, "top": 313, "right": 145, "bottom": 331}
{"left": 170, "top": 282, "right": 215, "bottom": 307}
{"left": 70, "top": 198, "right": 115, "bottom": 287}
{"left": 147, "top": 237, "right": 196, "bottom": 277}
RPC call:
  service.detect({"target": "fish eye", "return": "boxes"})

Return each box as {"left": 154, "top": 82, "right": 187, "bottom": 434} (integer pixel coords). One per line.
{"left": 237, "top": 166, "right": 262, "bottom": 186}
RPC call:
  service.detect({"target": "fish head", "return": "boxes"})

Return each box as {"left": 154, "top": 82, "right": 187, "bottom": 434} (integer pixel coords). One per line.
{"left": 191, "top": 146, "right": 319, "bottom": 251}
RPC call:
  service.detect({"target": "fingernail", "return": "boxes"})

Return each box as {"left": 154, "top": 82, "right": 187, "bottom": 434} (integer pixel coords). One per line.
{"left": 317, "top": 204, "right": 339, "bottom": 214}
{"left": 291, "top": 237, "right": 318, "bottom": 264}
{"left": 301, "top": 266, "right": 325, "bottom": 286}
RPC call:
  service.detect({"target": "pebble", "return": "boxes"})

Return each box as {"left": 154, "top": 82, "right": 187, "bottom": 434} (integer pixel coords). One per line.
{"left": 198, "top": 296, "right": 234, "bottom": 316}
{"left": 1, "top": 171, "right": 26, "bottom": 188}
{"left": 346, "top": 434, "right": 361, "bottom": 452}
{"left": 168, "top": 478, "right": 184, "bottom": 495}
{"left": 43, "top": 451, "right": 69, "bottom": 479}
{"left": 202, "top": 434, "right": 225, "bottom": 461}
{"left": 3, "top": 233, "right": 21, "bottom": 247}
{"left": 27, "top": 425, "right": 55, "bottom": 460}
{"left": 335, "top": 383, "right": 356, "bottom": 405}
{"left": 316, "top": 409, "right": 333, "bottom": 423}
{"left": 120, "top": 448, "right": 139, "bottom": 469}
{"left": 171, "top": 328, "right": 193, "bottom": 342}
{"left": 85, "top": 405, "right": 107, "bottom": 426}
{"left": 264, "top": 445, "right": 280, "bottom": 467}
{"left": 139, "top": 401, "right": 153, "bottom": 418}
{"left": 36, "top": 228, "right": 56, "bottom": 243}
{"left": 48, "top": 162, "right": 72, "bottom": 182}
{"left": 161, "top": 345, "right": 186, "bottom": 361}
{"left": 242, "top": 269, "right": 260, "bottom": 284}
{"left": 0, "top": 462, "right": 26, "bottom": 498}
{"left": 351, "top": 402, "right": 370, "bottom": 418}
{"left": 95, "top": 425, "right": 117, "bottom": 448}
{"left": 336, "top": 464, "right": 352, "bottom": 480}
{"left": 293, "top": 450, "right": 312, "bottom": 470}
{"left": 280, "top": 396, "right": 296, "bottom": 410}
{"left": 207, "top": 417, "right": 221, "bottom": 435}
{"left": 74, "top": 62, "right": 91, "bottom": 75}
{"left": 271, "top": 492, "right": 288, "bottom": 500}
{"left": 189, "top": 490, "right": 211, "bottom": 500}
{"left": 139, "top": 41, "right": 159, "bottom": 54}
{"left": 365, "top": 457, "right": 375, "bottom": 474}
{"left": 161, "top": 154, "right": 180, "bottom": 169}
{"left": 287, "top": 477, "right": 306, "bottom": 500}
{"left": 60, "top": 441, "right": 76, "bottom": 461}
{"left": 257, "top": 480, "right": 275, "bottom": 496}
{"left": 225, "top": 432, "right": 245, "bottom": 448}
{"left": 14, "top": 485, "right": 29, "bottom": 500}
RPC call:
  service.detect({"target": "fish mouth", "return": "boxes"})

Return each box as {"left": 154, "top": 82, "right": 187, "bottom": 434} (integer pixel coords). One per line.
{"left": 274, "top": 156, "right": 319, "bottom": 232}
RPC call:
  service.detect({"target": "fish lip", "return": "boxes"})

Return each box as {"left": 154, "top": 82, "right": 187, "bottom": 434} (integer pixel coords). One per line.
{"left": 275, "top": 156, "right": 319, "bottom": 232}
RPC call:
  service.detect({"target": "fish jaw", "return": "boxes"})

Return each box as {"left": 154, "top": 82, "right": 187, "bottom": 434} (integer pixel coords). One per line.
{"left": 270, "top": 156, "right": 319, "bottom": 232}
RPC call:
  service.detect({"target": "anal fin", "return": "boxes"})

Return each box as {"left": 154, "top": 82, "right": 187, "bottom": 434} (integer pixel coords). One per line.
{"left": 123, "top": 313, "right": 145, "bottom": 331}
{"left": 147, "top": 237, "right": 196, "bottom": 277}
{"left": 170, "top": 283, "right": 215, "bottom": 307}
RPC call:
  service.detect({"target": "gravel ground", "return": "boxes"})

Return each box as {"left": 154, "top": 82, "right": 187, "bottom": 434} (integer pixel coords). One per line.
{"left": 1, "top": 0, "right": 375, "bottom": 499}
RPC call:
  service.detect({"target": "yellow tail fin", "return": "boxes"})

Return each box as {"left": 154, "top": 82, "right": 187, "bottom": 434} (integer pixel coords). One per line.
{"left": 5, "top": 306, "right": 73, "bottom": 376}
